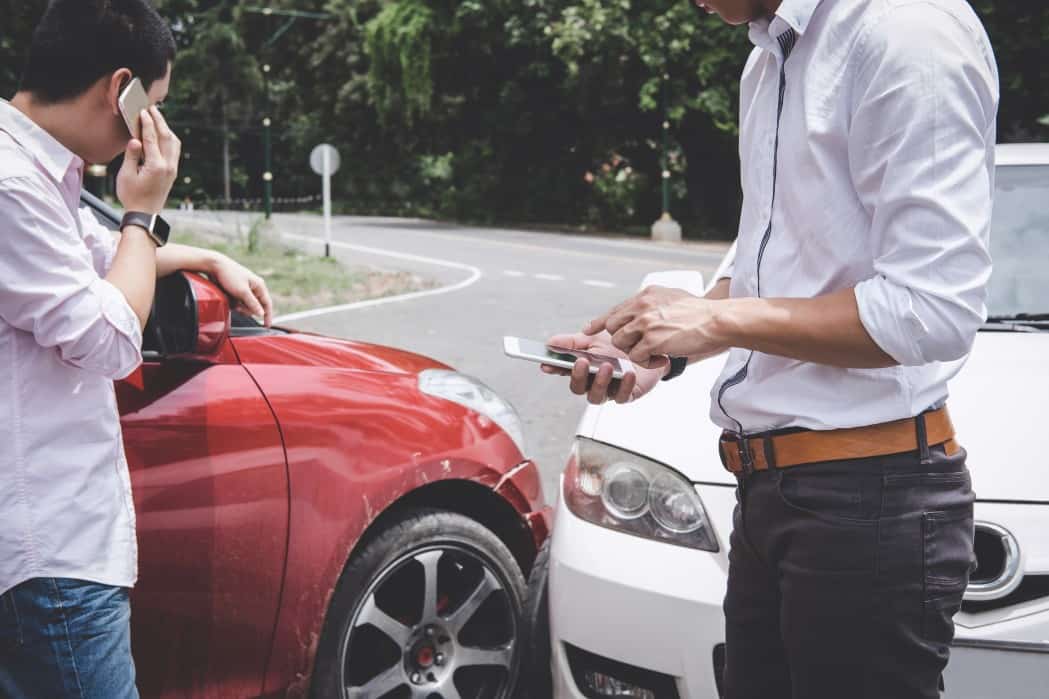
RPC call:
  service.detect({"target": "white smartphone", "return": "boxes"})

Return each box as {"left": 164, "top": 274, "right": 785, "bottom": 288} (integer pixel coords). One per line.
{"left": 503, "top": 336, "right": 631, "bottom": 379}
{"left": 118, "top": 77, "right": 150, "bottom": 141}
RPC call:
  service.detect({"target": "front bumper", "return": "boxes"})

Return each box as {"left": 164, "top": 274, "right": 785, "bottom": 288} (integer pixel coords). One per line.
{"left": 548, "top": 481, "right": 737, "bottom": 698}
{"left": 549, "top": 485, "right": 1049, "bottom": 699}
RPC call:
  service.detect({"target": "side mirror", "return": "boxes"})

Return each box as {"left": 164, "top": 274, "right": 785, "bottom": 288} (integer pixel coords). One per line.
{"left": 184, "top": 272, "right": 231, "bottom": 356}
{"left": 145, "top": 272, "right": 230, "bottom": 359}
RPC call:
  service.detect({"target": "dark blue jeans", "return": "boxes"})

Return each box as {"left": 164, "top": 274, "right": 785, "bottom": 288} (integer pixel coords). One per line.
{"left": 0, "top": 578, "right": 138, "bottom": 699}
{"left": 723, "top": 444, "right": 975, "bottom": 699}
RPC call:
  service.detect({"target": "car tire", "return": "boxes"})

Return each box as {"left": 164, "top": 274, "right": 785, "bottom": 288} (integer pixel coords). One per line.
{"left": 311, "top": 508, "right": 528, "bottom": 699}
{"left": 521, "top": 538, "right": 552, "bottom": 698}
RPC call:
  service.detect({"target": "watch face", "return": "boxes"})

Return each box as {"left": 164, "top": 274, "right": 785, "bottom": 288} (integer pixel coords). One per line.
{"left": 152, "top": 215, "right": 171, "bottom": 245}
{"left": 122, "top": 212, "right": 170, "bottom": 246}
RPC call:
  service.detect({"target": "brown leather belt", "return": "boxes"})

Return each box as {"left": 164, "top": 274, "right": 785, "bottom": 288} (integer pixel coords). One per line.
{"left": 719, "top": 407, "right": 960, "bottom": 475}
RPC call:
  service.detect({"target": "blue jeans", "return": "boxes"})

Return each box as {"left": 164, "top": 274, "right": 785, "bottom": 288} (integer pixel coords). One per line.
{"left": 0, "top": 578, "right": 138, "bottom": 699}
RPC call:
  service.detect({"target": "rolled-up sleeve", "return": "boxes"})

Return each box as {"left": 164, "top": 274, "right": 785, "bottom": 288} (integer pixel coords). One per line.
{"left": 849, "top": 7, "right": 998, "bottom": 366}
{"left": 0, "top": 176, "right": 143, "bottom": 379}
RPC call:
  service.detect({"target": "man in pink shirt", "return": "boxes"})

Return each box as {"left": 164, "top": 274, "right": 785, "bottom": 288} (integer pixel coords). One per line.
{"left": 0, "top": 2, "right": 273, "bottom": 696}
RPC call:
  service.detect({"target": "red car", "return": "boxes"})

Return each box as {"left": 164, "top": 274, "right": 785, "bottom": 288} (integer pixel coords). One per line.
{"left": 82, "top": 192, "right": 551, "bottom": 699}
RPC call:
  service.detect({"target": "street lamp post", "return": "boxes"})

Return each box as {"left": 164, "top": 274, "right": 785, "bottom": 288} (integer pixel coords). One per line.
{"left": 262, "top": 63, "right": 272, "bottom": 219}
{"left": 651, "top": 72, "right": 683, "bottom": 242}
{"left": 244, "top": 6, "right": 334, "bottom": 219}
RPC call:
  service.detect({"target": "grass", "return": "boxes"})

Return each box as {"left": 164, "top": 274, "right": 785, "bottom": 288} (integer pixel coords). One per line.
{"left": 173, "top": 225, "right": 433, "bottom": 317}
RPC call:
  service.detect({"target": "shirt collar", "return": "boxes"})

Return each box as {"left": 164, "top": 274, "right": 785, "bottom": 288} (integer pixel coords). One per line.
{"left": 748, "top": 0, "right": 824, "bottom": 53}
{"left": 0, "top": 98, "right": 82, "bottom": 184}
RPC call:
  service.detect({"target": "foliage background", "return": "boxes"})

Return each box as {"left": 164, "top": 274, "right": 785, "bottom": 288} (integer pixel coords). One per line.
{"left": 1, "top": 1, "right": 1045, "bottom": 239}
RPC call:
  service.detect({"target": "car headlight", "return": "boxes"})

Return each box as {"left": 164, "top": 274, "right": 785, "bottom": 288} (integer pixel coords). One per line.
{"left": 564, "top": 437, "right": 718, "bottom": 551}
{"left": 418, "top": 370, "right": 526, "bottom": 455}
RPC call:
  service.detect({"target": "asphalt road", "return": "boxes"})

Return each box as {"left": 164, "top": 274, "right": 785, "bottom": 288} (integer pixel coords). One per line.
{"left": 173, "top": 210, "right": 729, "bottom": 503}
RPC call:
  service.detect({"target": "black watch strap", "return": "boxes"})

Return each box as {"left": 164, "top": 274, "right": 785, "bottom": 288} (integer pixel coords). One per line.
{"left": 121, "top": 211, "right": 170, "bottom": 248}
{"left": 661, "top": 356, "right": 688, "bottom": 382}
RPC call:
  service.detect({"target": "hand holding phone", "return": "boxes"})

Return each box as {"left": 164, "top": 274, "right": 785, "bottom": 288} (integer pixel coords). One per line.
{"left": 116, "top": 99, "right": 181, "bottom": 215}
{"left": 504, "top": 336, "right": 630, "bottom": 378}
{"left": 507, "top": 333, "right": 662, "bottom": 405}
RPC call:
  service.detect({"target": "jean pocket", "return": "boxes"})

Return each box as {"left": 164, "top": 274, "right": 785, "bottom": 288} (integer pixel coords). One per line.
{"left": 776, "top": 471, "right": 879, "bottom": 525}
{"left": 923, "top": 509, "right": 974, "bottom": 599}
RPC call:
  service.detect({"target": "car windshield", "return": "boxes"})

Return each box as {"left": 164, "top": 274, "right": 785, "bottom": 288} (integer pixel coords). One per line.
{"left": 986, "top": 164, "right": 1049, "bottom": 320}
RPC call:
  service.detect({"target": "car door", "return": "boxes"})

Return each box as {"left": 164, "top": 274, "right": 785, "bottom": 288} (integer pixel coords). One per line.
{"left": 116, "top": 337, "right": 289, "bottom": 698}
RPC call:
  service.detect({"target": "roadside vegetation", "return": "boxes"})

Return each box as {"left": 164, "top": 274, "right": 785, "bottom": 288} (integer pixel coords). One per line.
{"left": 173, "top": 223, "right": 433, "bottom": 317}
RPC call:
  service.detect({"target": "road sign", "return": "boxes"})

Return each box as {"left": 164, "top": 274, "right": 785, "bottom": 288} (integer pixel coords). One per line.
{"left": 310, "top": 144, "right": 340, "bottom": 176}
{"left": 309, "top": 144, "right": 340, "bottom": 257}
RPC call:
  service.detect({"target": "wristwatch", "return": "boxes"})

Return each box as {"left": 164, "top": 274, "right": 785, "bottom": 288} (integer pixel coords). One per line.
{"left": 120, "top": 211, "right": 170, "bottom": 248}
{"left": 661, "top": 356, "right": 689, "bottom": 382}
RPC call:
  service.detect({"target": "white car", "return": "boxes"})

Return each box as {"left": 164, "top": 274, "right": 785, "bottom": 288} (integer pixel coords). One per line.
{"left": 532, "top": 143, "right": 1049, "bottom": 699}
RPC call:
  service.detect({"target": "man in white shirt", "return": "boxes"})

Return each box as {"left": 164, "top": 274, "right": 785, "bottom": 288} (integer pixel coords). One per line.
{"left": 0, "top": 2, "right": 273, "bottom": 697}
{"left": 546, "top": 0, "right": 998, "bottom": 696}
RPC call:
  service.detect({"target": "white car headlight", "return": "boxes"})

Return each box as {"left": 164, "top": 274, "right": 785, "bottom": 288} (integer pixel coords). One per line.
{"left": 418, "top": 370, "right": 526, "bottom": 455}
{"left": 564, "top": 437, "right": 718, "bottom": 551}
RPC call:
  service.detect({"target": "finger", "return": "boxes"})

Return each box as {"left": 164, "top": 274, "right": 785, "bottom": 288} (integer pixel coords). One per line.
{"left": 582, "top": 314, "right": 610, "bottom": 336}
{"left": 250, "top": 276, "right": 274, "bottom": 327}
{"left": 604, "top": 305, "right": 642, "bottom": 335}
{"left": 569, "top": 359, "right": 591, "bottom": 396}
{"left": 122, "top": 139, "right": 143, "bottom": 169}
{"left": 237, "top": 284, "right": 265, "bottom": 319}
{"left": 613, "top": 371, "right": 637, "bottom": 404}
{"left": 540, "top": 364, "right": 571, "bottom": 376}
{"left": 629, "top": 340, "right": 666, "bottom": 368}
{"left": 139, "top": 109, "right": 162, "bottom": 164}
{"left": 547, "top": 333, "right": 589, "bottom": 350}
{"left": 151, "top": 106, "right": 180, "bottom": 163}
{"left": 587, "top": 364, "right": 614, "bottom": 405}
{"left": 610, "top": 321, "right": 644, "bottom": 355}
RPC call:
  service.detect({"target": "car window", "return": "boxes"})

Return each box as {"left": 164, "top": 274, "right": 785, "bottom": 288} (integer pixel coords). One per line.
{"left": 987, "top": 164, "right": 1049, "bottom": 318}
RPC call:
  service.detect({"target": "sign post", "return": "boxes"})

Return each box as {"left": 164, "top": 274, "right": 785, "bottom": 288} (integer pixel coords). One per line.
{"left": 309, "top": 144, "right": 341, "bottom": 257}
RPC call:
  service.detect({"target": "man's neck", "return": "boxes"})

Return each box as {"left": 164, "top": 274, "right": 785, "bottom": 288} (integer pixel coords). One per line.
{"left": 10, "top": 92, "right": 88, "bottom": 161}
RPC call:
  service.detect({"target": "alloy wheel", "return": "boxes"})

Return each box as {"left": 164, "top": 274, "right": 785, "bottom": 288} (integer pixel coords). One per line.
{"left": 340, "top": 544, "right": 519, "bottom": 699}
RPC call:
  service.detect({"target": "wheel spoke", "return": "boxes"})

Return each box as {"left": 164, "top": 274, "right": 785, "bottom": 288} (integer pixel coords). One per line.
{"left": 356, "top": 596, "right": 411, "bottom": 647}
{"left": 444, "top": 568, "right": 500, "bottom": 634}
{"left": 458, "top": 643, "right": 513, "bottom": 670}
{"left": 347, "top": 661, "right": 405, "bottom": 698}
{"left": 416, "top": 550, "right": 443, "bottom": 621}
{"left": 437, "top": 680, "right": 463, "bottom": 699}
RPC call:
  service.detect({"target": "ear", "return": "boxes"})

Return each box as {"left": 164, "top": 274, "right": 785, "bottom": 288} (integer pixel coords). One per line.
{"left": 106, "top": 68, "right": 134, "bottom": 115}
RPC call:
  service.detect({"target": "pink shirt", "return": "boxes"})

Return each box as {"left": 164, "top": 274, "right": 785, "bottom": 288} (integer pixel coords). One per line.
{"left": 0, "top": 99, "right": 141, "bottom": 595}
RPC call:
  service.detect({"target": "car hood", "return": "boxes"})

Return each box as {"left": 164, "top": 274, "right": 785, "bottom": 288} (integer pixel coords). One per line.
{"left": 580, "top": 330, "right": 1049, "bottom": 503}
{"left": 232, "top": 330, "right": 451, "bottom": 375}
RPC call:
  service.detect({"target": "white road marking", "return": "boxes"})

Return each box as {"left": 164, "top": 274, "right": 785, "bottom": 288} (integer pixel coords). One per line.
{"left": 503, "top": 270, "right": 525, "bottom": 277}
{"left": 534, "top": 273, "right": 564, "bottom": 281}
{"left": 273, "top": 233, "right": 482, "bottom": 323}
{"left": 583, "top": 280, "right": 616, "bottom": 289}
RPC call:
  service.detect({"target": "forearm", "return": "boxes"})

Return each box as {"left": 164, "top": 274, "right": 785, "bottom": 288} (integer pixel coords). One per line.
{"left": 104, "top": 226, "right": 158, "bottom": 329}
{"left": 717, "top": 287, "right": 897, "bottom": 369}
{"left": 156, "top": 242, "right": 222, "bottom": 279}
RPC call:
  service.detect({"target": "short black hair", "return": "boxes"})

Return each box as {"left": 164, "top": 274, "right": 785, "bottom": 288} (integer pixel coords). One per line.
{"left": 19, "top": 0, "right": 175, "bottom": 104}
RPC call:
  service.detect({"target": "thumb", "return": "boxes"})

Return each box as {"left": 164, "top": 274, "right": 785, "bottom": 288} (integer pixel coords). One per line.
{"left": 122, "top": 139, "right": 143, "bottom": 170}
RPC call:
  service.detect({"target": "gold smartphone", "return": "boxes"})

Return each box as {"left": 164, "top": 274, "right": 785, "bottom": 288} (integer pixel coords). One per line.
{"left": 117, "top": 77, "right": 150, "bottom": 140}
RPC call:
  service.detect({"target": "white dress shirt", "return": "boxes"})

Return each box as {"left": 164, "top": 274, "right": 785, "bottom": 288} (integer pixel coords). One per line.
{"left": 710, "top": 0, "right": 999, "bottom": 435}
{"left": 0, "top": 99, "right": 141, "bottom": 596}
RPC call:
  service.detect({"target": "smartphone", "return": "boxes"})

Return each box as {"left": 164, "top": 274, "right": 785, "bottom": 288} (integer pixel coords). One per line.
{"left": 503, "top": 336, "right": 631, "bottom": 379}
{"left": 118, "top": 77, "right": 150, "bottom": 140}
